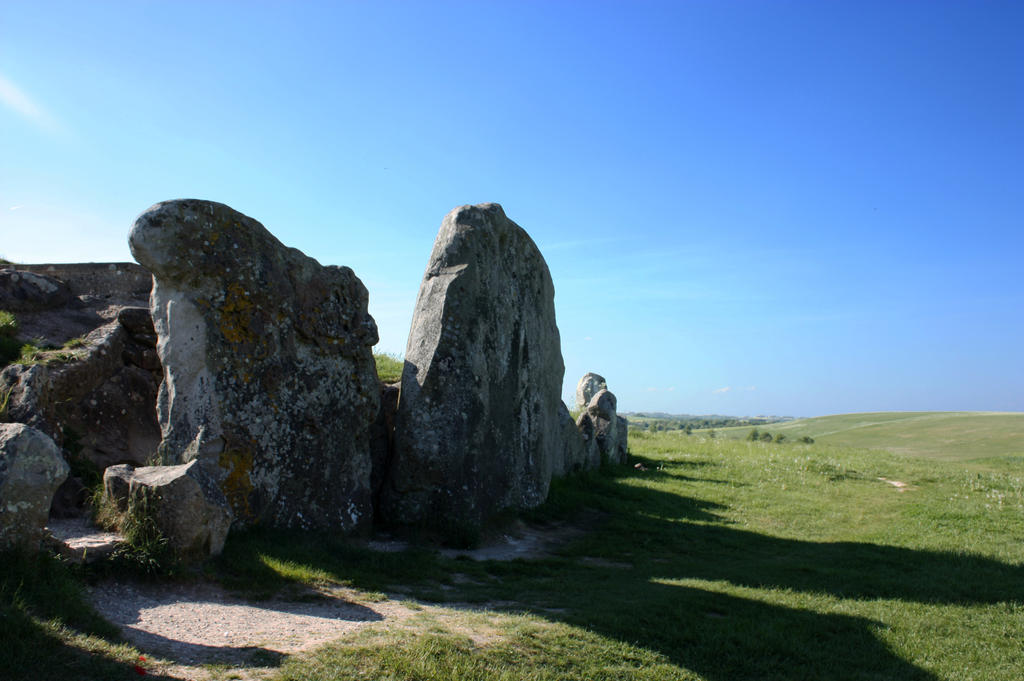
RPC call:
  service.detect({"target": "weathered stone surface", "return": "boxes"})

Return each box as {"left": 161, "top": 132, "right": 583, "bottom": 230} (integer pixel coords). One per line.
{"left": 0, "top": 316, "right": 162, "bottom": 476}
{"left": 557, "top": 401, "right": 588, "bottom": 475}
{"left": 0, "top": 423, "right": 69, "bottom": 550}
{"left": 576, "top": 389, "right": 628, "bottom": 465}
{"left": 575, "top": 372, "right": 607, "bottom": 411}
{"left": 103, "top": 461, "right": 231, "bottom": 557}
{"left": 0, "top": 269, "right": 73, "bottom": 312}
{"left": 614, "top": 415, "right": 629, "bottom": 464}
{"left": 129, "top": 199, "right": 379, "bottom": 532}
{"left": 383, "top": 203, "right": 565, "bottom": 529}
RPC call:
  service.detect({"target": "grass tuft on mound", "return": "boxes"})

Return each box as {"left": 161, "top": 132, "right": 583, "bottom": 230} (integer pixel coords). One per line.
{"left": 374, "top": 352, "right": 403, "bottom": 384}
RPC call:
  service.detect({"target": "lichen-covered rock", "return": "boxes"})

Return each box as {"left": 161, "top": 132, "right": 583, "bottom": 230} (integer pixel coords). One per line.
{"left": 129, "top": 199, "right": 379, "bottom": 532}
{"left": 383, "top": 203, "right": 566, "bottom": 529}
{"left": 575, "top": 372, "right": 607, "bottom": 411}
{"left": 576, "top": 389, "right": 628, "bottom": 465}
{"left": 103, "top": 461, "right": 231, "bottom": 557}
{"left": 0, "top": 316, "right": 162, "bottom": 475}
{"left": 0, "top": 423, "right": 69, "bottom": 550}
{"left": 0, "top": 269, "right": 73, "bottom": 312}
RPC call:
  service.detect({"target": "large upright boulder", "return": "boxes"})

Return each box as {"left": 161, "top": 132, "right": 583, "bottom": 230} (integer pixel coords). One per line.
{"left": 383, "top": 204, "right": 565, "bottom": 530}
{"left": 0, "top": 423, "right": 68, "bottom": 550}
{"left": 129, "top": 199, "right": 380, "bottom": 532}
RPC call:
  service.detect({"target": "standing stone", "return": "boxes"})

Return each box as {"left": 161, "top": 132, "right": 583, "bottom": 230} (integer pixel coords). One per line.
{"left": 129, "top": 199, "right": 379, "bottom": 532}
{"left": 557, "top": 401, "right": 587, "bottom": 475}
{"left": 575, "top": 372, "right": 607, "bottom": 412}
{"left": 383, "top": 204, "right": 565, "bottom": 530}
{"left": 0, "top": 423, "right": 69, "bottom": 550}
{"left": 576, "top": 388, "right": 628, "bottom": 465}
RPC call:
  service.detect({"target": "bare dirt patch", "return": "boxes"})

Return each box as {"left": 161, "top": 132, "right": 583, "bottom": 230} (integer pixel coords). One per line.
{"left": 878, "top": 477, "right": 913, "bottom": 492}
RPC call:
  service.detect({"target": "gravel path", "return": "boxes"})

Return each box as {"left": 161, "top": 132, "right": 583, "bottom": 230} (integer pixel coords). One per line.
{"left": 89, "top": 581, "right": 417, "bottom": 680}
{"left": 84, "top": 518, "right": 590, "bottom": 679}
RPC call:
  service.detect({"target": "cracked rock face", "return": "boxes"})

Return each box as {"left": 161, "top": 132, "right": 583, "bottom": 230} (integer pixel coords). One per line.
{"left": 383, "top": 203, "right": 565, "bottom": 530}
{"left": 129, "top": 199, "right": 379, "bottom": 532}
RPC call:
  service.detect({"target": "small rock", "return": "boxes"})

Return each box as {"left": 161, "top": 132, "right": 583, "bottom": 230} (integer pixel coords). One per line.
{"left": 103, "top": 460, "right": 232, "bottom": 557}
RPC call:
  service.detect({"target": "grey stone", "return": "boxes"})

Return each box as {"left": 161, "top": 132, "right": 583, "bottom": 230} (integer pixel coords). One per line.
{"left": 0, "top": 269, "right": 73, "bottom": 312}
{"left": 0, "top": 317, "right": 162, "bottom": 474}
{"left": 576, "top": 389, "right": 628, "bottom": 465}
{"left": 557, "top": 401, "right": 588, "bottom": 475}
{"left": 46, "top": 517, "right": 123, "bottom": 564}
{"left": 383, "top": 203, "right": 565, "bottom": 529}
{"left": 129, "top": 199, "right": 380, "bottom": 532}
{"left": 615, "top": 415, "right": 629, "bottom": 464}
{"left": 575, "top": 372, "right": 607, "bottom": 412}
{"left": 0, "top": 423, "right": 69, "bottom": 550}
{"left": 103, "top": 461, "right": 231, "bottom": 557}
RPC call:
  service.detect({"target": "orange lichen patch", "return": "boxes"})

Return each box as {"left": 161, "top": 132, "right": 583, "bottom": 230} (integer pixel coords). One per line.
{"left": 219, "top": 446, "right": 255, "bottom": 519}
{"left": 219, "top": 282, "right": 257, "bottom": 345}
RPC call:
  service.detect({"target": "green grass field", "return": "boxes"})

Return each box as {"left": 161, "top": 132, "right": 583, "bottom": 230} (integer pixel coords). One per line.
{"left": 2, "top": 413, "right": 1022, "bottom": 680}
{"left": 716, "top": 411, "right": 1024, "bottom": 465}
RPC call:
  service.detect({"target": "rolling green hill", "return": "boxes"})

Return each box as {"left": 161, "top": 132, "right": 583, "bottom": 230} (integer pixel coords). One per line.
{"left": 716, "top": 411, "right": 1024, "bottom": 465}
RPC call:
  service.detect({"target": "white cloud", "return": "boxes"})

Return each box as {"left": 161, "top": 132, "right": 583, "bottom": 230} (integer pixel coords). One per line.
{"left": 0, "top": 72, "right": 64, "bottom": 135}
{"left": 9, "top": 205, "right": 22, "bottom": 211}
{"left": 713, "top": 385, "right": 755, "bottom": 394}
{"left": 646, "top": 387, "right": 658, "bottom": 392}
{"left": 584, "top": 336, "right": 592, "bottom": 341}
{"left": 667, "top": 386, "right": 675, "bottom": 392}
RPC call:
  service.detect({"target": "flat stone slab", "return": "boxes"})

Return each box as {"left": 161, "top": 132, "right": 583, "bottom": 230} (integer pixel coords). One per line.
{"left": 47, "top": 517, "right": 124, "bottom": 563}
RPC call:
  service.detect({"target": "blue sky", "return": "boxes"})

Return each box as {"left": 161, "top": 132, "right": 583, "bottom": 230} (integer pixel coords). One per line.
{"left": 1, "top": 1, "right": 1021, "bottom": 416}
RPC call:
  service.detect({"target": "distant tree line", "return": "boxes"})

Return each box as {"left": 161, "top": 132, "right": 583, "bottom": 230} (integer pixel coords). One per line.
{"left": 628, "top": 415, "right": 788, "bottom": 433}
{"left": 746, "top": 428, "right": 814, "bottom": 444}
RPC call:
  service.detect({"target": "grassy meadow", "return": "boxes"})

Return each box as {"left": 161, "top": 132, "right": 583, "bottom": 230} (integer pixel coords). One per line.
{"left": 715, "top": 411, "right": 1024, "bottom": 467}
{"left": 1, "top": 413, "right": 1022, "bottom": 680}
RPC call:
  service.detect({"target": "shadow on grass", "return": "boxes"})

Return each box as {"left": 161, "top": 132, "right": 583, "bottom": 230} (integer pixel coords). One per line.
{"left": 211, "top": 466, "right": 1023, "bottom": 681}
{"left": 0, "top": 551, "right": 179, "bottom": 681}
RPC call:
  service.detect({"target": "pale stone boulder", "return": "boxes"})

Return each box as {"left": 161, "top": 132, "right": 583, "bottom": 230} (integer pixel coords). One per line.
{"left": 103, "top": 461, "right": 231, "bottom": 557}
{"left": 0, "top": 423, "right": 69, "bottom": 550}
{"left": 576, "top": 389, "right": 628, "bottom": 465}
{"left": 129, "top": 199, "right": 379, "bottom": 532}
{"left": 383, "top": 203, "right": 566, "bottom": 530}
{"left": 575, "top": 372, "right": 607, "bottom": 411}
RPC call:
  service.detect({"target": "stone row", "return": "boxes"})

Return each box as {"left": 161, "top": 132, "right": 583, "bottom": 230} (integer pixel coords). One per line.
{"left": 0, "top": 200, "right": 628, "bottom": 556}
